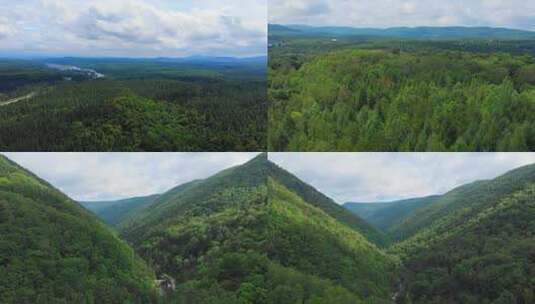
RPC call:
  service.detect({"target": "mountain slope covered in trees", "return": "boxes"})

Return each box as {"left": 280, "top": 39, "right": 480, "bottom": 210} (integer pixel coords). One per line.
{"left": 394, "top": 179, "right": 535, "bottom": 303}
{"left": 266, "top": 159, "right": 387, "bottom": 247}
{"left": 343, "top": 163, "right": 535, "bottom": 303}
{"left": 0, "top": 155, "right": 156, "bottom": 303}
{"left": 267, "top": 178, "right": 395, "bottom": 303}
{"left": 388, "top": 164, "right": 535, "bottom": 243}
{"left": 117, "top": 154, "right": 270, "bottom": 303}
{"left": 112, "top": 154, "right": 394, "bottom": 303}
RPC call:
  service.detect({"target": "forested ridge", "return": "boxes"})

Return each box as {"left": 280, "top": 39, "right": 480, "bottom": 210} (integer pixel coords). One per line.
{"left": 0, "top": 58, "right": 266, "bottom": 151}
{"left": 2, "top": 153, "right": 534, "bottom": 303}
{"left": 0, "top": 155, "right": 157, "bottom": 303}
{"left": 80, "top": 154, "right": 394, "bottom": 303}
{"left": 344, "top": 163, "right": 535, "bottom": 303}
{"left": 269, "top": 35, "right": 535, "bottom": 151}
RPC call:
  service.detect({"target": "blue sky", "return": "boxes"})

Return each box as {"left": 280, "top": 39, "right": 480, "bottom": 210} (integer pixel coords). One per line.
{"left": 270, "top": 153, "right": 535, "bottom": 203}
{"left": 270, "top": 0, "right": 535, "bottom": 30}
{"left": 4, "top": 153, "right": 259, "bottom": 201}
{"left": 0, "top": 0, "right": 266, "bottom": 58}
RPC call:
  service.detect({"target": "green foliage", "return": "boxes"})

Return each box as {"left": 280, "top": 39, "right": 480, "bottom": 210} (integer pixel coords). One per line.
{"left": 0, "top": 156, "right": 157, "bottom": 303}
{"left": 0, "top": 59, "right": 266, "bottom": 151}
{"left": 389, "top": 164, "right": 535, "bottom": 244}
{"left": 267, "top": 161, "right": 387, "bottom": 246}
{"left": 268, "top": 179, "right": 395, "bottom": 302}
{"left": 399, "top": 184, "right": 535, "bottom": 304}
{"left": 116, "top": 154, "right": 393, "bottom": 303}
{"left": 269, "top": 43, "right": 535, "bottom": 151}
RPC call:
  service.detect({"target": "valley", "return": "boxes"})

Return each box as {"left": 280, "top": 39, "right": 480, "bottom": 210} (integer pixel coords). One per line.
{"left": 1, "top": 153, "right": 533, "bottom": 303}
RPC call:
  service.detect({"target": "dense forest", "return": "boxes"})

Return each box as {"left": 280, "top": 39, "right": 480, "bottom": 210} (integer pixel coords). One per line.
{"left": 0, "top": 57, "right": 266, "bottom": 151}
{"left": 0, "top": 155, "right": 157, "bottom": 303}
{"left": 114, "top": 154, "right": 395, "bottom": 303}
{"left": 269, "top": 26, "right": 535, "bottom": 151}
{"left": 346, "top": 163, "right": 535, "bottom": 303}
{"left": 2, "top": 153, "right": 533, "bottom": 303}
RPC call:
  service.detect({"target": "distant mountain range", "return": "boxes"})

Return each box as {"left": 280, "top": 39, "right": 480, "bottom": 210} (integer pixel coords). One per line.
{"left": 269, "top": 24, "right": 535, "bottom": 40}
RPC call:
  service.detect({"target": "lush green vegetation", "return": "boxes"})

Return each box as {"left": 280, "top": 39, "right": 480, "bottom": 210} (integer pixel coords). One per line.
{"left": 269, "top": 30, "right": 535, "bottom": 151}
{"left": 4, "top": 152, "right": 533, "bottom": 303}
{"left": 0, "top": 58, "right": 266, "bottom": 151}
{"left": 117, "top": 154, "right": 270, "bottom": 303}
{"left": 267, "top": 158, "right": 387, "bottom": 247}
{"left": 388, "top": 164, "right": 535, "bottom": 243}
{"left": 114, "top": 154, "right": 394, "bottom": 303}
{"left": 397, "top": 183, "right": 535, "bottom": 304}
{"left": 268, "top": 179, "right": 395, "bottom": 303}
{"left": 344, "top": 163, "right": 535, "bottom": 303}
{"left": 0, "top": 155, "right": 157, "bottom": 303}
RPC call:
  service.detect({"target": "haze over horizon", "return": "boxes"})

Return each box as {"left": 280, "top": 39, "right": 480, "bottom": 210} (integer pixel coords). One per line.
{"left": 269, "top": 153, "right": 535, "bottom": 204}
{"left": 0, "top": 0, "right": 267, "bottom": 58}
{"left": 269, "top": 0, "right": 535, "bottom": 31}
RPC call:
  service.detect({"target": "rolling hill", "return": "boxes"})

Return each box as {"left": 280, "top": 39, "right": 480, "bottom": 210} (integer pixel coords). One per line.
{"left": 0, "top": 155, "right": 156, "bottom": 303}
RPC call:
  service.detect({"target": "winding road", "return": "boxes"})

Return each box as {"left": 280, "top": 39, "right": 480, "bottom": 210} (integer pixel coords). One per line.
{"left": 0, "top": 92, "right": 36, "bottom": 107}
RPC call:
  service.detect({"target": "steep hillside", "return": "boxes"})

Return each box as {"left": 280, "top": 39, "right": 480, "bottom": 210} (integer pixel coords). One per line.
{"left": 267, "top": 160, "right": 387, "bottom": 246}
{"left": 80, "top": 194, "right": 160, "bottom": 227}
{"left": 118, "top": 154, "right": 394, "bottom": 303}
{"left": 397, "top": 184, "right": 535, "bottom": 304}
{"left": 389, "top": 164, "right": 535, "bottom": 242}
{"left": 0, "top": 155, "right": 156, "bottom": 303}
{"left": 119, "top": 154, "right": 270, "bottom": 303}
{"left": 268, "top": 179, "right": 396, "bottom": 303}
{"left": 344, "top": 196, "right": 440, "bottom": 231}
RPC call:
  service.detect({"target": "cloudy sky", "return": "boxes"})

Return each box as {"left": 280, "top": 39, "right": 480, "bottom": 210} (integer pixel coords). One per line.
{"left": 4, "top": 152, "right": 259, "bottom": 201}
{"left": 0, "top": 0, "right": 266, "bottom": 58}
{"left": 270, "top": 153, "right": 535, "bottom": 204}
{"left": 270, "top": 0, "right": 535, "bottom": 30}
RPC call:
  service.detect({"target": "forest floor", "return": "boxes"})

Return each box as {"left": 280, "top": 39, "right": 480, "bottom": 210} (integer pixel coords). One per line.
{"left": 0, "top": 92, "right": 36, "bottom": 106}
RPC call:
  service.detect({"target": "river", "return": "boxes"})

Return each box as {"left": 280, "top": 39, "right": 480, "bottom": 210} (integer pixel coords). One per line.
{"left": 46, "top": 63, "right": 105, "bottom": 79}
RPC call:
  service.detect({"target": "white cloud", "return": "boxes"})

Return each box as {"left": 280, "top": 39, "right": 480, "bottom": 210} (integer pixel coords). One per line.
{"left": 0, "top": 17, "right": 15, "bottom": 39}
{"left": 270, "top": 0, "right": 535, "bottom": 30}
{"left": 269, "top": 153, "right": 535, "bottom": 204}
{"left": 0, "top": 0, "right": 266, "bottom": 57}
{"left": 3, "top": 152, "right": 259, "bottom": 201}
